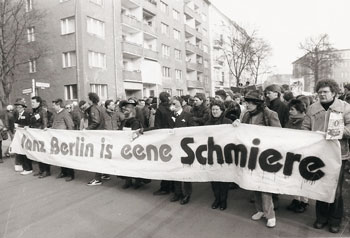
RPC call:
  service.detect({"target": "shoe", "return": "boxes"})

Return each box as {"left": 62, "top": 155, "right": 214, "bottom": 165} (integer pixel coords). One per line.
{"left": 252, "top": 212, "right": 265, "bottom": 221}
{"left": 313, "top": 221, "right": 327, "bottom": 229}
{"left": 15, "top": 165, "right": 23, "bottom": 172}
{"left": 5, "top": 153, "right": 10, "bottom": 157}
{"left": 180, "top": 195, "right": 191, "bottom": 205}
{"left": 39, "top": 172, "right": 51, "bottom": 179}
{"left": 329, "top": 225, "right": 340, "bottom": 233}
{"left": 211, "top": 199, "right": 220, "bottom": 209}
{"left": 266, "top": 218, "right": 276, "bottom": 228}
{"left": 122, "top": 180, "right": 132, "bottom": 189}
{"left": 153, "top": 189, "right": 169, "bottom": 196}
{"left": 101, "top": 175, "right": 111, "bottom": 180}
{"left": 87, "top": 179, "right": 102, "bottom": 186}
{"left": 170, "top": 194, "right": 183, "bottom": 202}
{"left": 220, "top": 201, "right": 227, "bottom": 210}
{"left": 56, "top": 173, "right": 66, "bottom": 179}
{"left": 65, "top": 176, "right": 74, "bottom": 182}
{"left": 294, "top": 202, "right": 308, "bottom": 213}
{"left": 133, "top": 181, "right": 143, "bottom": 189}
{"left": 287, "top": 199, "right": 300, "bottom": 211}
{"left": 20, "top": 170, "right": 33, "bottom": 175}
{"left": 33, "top": 172, "right": 42, "bottom": 176}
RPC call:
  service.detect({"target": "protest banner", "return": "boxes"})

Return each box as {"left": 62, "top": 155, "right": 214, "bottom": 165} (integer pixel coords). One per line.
{"left": 10, "top": 124, "right": 341, "bottom": 202}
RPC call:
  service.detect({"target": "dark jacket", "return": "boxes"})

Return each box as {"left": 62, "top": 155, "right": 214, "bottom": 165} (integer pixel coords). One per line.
{"left": 172, "top": 110, "right": 194, "bottom": 128}
{"left": 86, "top": 104, "right": 105, "bottom": 130}
{"left": 70, "top": 107, "right": 82, "bottom": 130}
{"left": 154, "top": 102, "right": 174, "bottom": 129}
{"left": 104, "top": 110, "right": 120, "bottom": 130}
{"left": 52, "top": 109, "right": 74, "bottom": 130}
{"left": 224, "top": 101, "right": 241, "bottom": 122}
{"left": 121, "top": 117, "right": 142, "bottom": 130}
{"left": 205, "top": 114, "right": 232, "bottom": 126}
{"left": 5, "top": 111, "right": 15, "bottom": 133}
{"left": 241, "top": 107, "right": 281, "bottom": 127}
{"left": 15, "top": 110, "right": 31, "bottom": 127}
{"left": 29, "top": 106, "right": 48, "bottom": 129}
{"left": 191, "top": 103, "right": 210, "bottom": 126}
{"left": 267, "top": 98, "right": 289, "bottom": 127}
{"left": 285, "top": 115, "right": 305, "bottom": 130}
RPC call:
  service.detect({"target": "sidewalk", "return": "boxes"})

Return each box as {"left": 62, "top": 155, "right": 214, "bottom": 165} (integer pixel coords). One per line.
{"left": 0, "top": 140, "right": 350, "bottom": 238}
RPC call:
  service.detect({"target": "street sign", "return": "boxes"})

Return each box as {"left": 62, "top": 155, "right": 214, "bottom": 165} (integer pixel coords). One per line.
{"left": 35, "top": 82, "right": 50, "bottom": 88}
{"left": 22, "top": 88, "right": 33, "bottom": 94}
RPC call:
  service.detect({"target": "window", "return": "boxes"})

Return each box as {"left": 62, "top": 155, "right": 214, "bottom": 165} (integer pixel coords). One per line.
{"left": 88, "top": 51, "right": 106, "bottom": 68}
{"left": 162, "top": 44, "right": 170, "bottom": 58}
{"left": 162, "top": 66, "right": 170, "bottom": 77}
{"left": 87, "top": 17, "right": 105, "bottom": 38}
{"left": 175, "top": 69, "right": 182, "bottom": 80}
{"left": 161, "top": 22, "right": 169, "bottom": 35}
{"left": 203, "top": 44, "right": 208, "bottom": 53}
{"left": 64, "top": 85, "right": 78, "bottom": 100}
{"left": 90, "top": 84, "right": 108, "bottom": 101}
{"left": 173, "top": 29, "right": 180, "bottom": 40}
{"left": 27, "top": 27, "right": 35, "bottom": 42}
{"left": 174, "top": 49, "right": 181, "bottom": 60}
{"left": 160, "top": 1, "right": 168, "bottom": 13}
{"left": 204, "top": 59, "right": 208, "bottom": 68}
{"left": 29, "top": 59, "right": 36, "bottom": 73}
{"left": 61, "top": 17, "right": 75, "bottom": 35}
{"left": 172, "top": 9, "right": 179, "bottom": 20}
{"left": 90, "top": 0, "right": 103, "bottom": 5}
{"left": 25, "top": 0, "right": 33, "bottom": 12}
{"left": 62, "top": 51, "right": 76, "bottom": 68}
{"left": 176, "top": 89, "right": 183, "bottom": 96}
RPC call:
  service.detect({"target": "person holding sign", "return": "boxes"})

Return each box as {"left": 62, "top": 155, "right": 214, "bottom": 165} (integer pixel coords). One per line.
{"left": 302, "top": 79, "right": 350, "bottom": 234}
{"left": 233, "top": 90, "right": 281, "bottom": 228}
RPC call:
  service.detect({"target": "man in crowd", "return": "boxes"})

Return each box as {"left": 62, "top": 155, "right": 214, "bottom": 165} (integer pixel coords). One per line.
{"left": 51, "top": 99, "right": 75, "bottom": 181}
{"left": 29, "top": 96, "right": 49, "bottom": 178}
{"left": 191, "top": 93, "right": 210, "bottom": 126}
{"left": 264, "top": 84, "right": 289, "bottom": 128}
{"left": 302, "top": 79, "right": 350, "bottom": 234}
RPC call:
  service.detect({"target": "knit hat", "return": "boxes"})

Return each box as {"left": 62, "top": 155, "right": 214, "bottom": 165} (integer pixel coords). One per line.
{"left": 194, "top": 93, "right": 206, "bottom": 101}
{"left": 14, "top": 98, "right": 27, "bottom": 107}
{"left": 215, "top": 90, "right": 227, "bottom": 100}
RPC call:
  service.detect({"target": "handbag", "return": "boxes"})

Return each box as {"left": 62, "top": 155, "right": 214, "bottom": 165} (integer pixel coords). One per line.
{"left": 1, "top": 130, "right": 8, "bottom": 140}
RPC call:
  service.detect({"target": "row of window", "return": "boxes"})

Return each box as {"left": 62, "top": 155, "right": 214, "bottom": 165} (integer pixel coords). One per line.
{"left": 65, "top": 84, "right": 107, "bottom": 101}
{"left": 163, "top": 88, "right": 184, "bottom": 97}
{"left": 26, "top": 0, "right": 103, "bottom": 13}
{"left": 162, "top": 67, "right": 183, "bottom": 80}
{"left": 61, "top": 16, "right": 104, "bottom": 38}
{"left": 160, "top": 0, "right": 207, "bottom": 22}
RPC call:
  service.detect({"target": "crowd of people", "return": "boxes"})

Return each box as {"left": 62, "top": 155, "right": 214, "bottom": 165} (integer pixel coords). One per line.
{"left": 0, "top": 79, "right": 349, "bottom": 233}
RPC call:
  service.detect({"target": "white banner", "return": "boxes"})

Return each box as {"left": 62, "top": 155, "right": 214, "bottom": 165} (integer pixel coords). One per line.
{"left": 10, "top": 125, "right": 341, "bottom": 203}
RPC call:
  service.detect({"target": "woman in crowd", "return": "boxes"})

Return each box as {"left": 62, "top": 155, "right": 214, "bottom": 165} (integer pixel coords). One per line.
{"left": 233, "top": 90, "right": 281, "bottom": 228}
{"left": 205, "top": 100, "right": 232, "bottom": 211}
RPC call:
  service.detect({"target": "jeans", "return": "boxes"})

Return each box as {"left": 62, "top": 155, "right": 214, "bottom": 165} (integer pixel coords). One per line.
{"left": 254, "top": 191, "right": 275, "bottom": 219}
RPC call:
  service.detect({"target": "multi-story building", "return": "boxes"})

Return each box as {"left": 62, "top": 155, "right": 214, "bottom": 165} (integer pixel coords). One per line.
{"left": 11, "top": 0, "right": 241, "bottom": 103}
{"left": 292, "top": 49, "right": 350, "bottom": 92}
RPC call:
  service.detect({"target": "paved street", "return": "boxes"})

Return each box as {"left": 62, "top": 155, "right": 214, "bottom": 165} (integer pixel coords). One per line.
{"left": 1, "top": 141, "right": 350, "bottom": 238}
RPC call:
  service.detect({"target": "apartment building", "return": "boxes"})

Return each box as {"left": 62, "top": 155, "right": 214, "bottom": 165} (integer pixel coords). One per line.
{"left": 292, "top": 49, "right": 350, "bottom": 92}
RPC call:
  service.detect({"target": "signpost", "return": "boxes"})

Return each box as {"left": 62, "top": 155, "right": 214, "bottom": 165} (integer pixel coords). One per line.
{"left": 22, "top": 88, "right": 33, "bottom": 95}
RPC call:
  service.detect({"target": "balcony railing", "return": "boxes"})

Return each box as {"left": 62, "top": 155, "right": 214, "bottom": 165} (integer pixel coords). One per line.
{"left": 122, "top": 41, "right": 143, "bottom": 57}
{"left": 187, "top": 80, "right": 204, "bottom": 89}
{"left": 123, "top": 70, "right": 142, "bottom": 82}
{"left": 143, "top": 48, "right": 158, "bottom": 60}
{"left": 121, "top": 14, "right": 142, "bottom": 29}
{"left": 143, "top": 0, "right": 157, "bottom": 13}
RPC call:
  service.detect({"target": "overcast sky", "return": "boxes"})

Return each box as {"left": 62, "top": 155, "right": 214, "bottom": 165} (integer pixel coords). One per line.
{"left": 211, "top": 0, "right": 350, "bottom": 75}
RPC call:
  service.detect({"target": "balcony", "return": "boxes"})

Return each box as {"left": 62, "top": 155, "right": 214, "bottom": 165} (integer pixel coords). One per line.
{"left": 121, "top": 0, "right": 140, "bottom": 9}
{"left": 123, "top": 70, "right": 142, "bottom": 82}
{"left": 184, "top": 24, "right": 196, "bottom": 37}
{"left": 186, "top": 62, "right": 196, "bottom": 71}
{"left": 143, "top": 23, "right": 157, "bottom": 37}
{"left": 122, "top": 14, "right": 142, "bottom": 30}
{"left": 184, "top": 5, "right": 201, "bottom": 21}
{"left": 187, "top": 80, "right": 204, "bottom": 89}
{"left": 122, "top": 41, "right": 143, "bottom": 58}
{"left": 143, "top": 48, "right": 158, "bottom": 60}
{"left": 185, "top": 42, "right": 199, "bottom": 54}
{"left": 143, "top": 0, "right": 157, "bottom": 13}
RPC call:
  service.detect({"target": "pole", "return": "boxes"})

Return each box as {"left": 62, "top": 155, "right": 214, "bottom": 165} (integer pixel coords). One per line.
{"left": 32, "top": 78, "right": 36, "bottom": 97}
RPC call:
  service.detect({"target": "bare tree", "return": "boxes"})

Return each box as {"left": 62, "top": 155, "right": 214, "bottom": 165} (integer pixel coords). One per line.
{"left": 298, "top": 34, "right": 339, "bottom": 90}
{"left": 249, "top": 38, "right": 272, "bottom": 85}
{"left": 0, "top": 0, "right": 46, "bottom": 108}
{"left": 217, "top": 22, "right": 255, "bottom": 87}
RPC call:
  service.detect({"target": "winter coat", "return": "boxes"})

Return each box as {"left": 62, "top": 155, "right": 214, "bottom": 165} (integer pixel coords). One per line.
{"left": 15, "top": 110, "right": 31, "bottom": 127}
{"left": 285, "top": 115, "right": 305, "bottom": 130}
{"left": 154, "top": 102, "right": 174, "bottom": 129}
{"left": 302, "top": 98, "right": 350, "bottom": 160}
{"left": 172, "top": 110, "right": 194, "bottom": 128}
{"left": 70, "top": 107, "right": 82, "bottom": 130}
{"left": 205, "top": 114, "right": 232, "bottom": 126}
{"left": 241, "top": 107, "right": 281, "bottom": 127}
{"left": 4, "top": 111, "right": 15, "bottom": 133}
{"left": 86, "top": 104, "right": 105, "bottom": 130}
{"left": 0, "top": 119, "right": 4, "bottom": 141}
{"left": 104, "top": 110, "right": 121, "bottom": 130}
{"left": 52, "top": 109, "right": 74, "bottom": 130}
{"left": 191, "top": 104, "right": 210, "bottom": 126}
{"left": 29, "top": 106, "right": 48, "bottom": 129}
{"left": 267, "top": 98, "right": 289, "bottom": 127}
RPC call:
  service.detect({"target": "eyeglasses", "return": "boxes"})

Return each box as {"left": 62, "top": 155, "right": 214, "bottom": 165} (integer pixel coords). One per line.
{"left": 317, "top": 90, "right": 332, "bottom": 94}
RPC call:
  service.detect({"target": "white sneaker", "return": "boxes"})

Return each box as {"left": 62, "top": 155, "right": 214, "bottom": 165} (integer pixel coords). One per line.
{"left": 20, "top": 170, "right": 33, "bottom": 175}
{"left": 251, "top": 212, "right": 265, "bottom": 221}
{"left": 15, "top": 165, "right": 23, "bottom": 172}
{"left": 87, "top": 179, "right": 102, "bottom": 186}
{"left": 266, "top": 218, "right": 276, "bottom": 228}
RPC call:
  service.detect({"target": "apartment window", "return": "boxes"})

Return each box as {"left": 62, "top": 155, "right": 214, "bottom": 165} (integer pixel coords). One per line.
{"left": 172, "top": 9, "right": 179, "bottom": 20}
{"left": 162, "top": 66, "right": 170, "bottom": 77}
{"left": 88, "top": 51, "right": 106, "bottom": 68}
{"left": 162, "top": 44, "right": 170, "bottom": 58}
{"left": 87, "top": 17, "right": 105, "bottom": 38}
{"left": 90, "top": 84, "right": 108, "bottom": 101}
{"left": 160, "top": 1, "right": 168, "bottom": 13}
{"left": 161, "top": 22, "right": 169, "bottom": 35}
{"left": 173, "top": 29, "right": 180, "bottom": 40}
{"left": 203, "top": 45, "right": 209, "bottom": 53}
{"left": 175, "top": 69, "right": 182, "bottom": 80}
{"left": 25, "top": 0, "right": 33, "bottom": 12}
{"left": 176, "top": 89, "right": 183, "bottom": 96}
{"left": 27, "top": 27, "right": 35, "bottom": 42}
{"left": 64, "top": 85, "right": 78, "bottom": 100}
{"left": 174, "top": 49, "right": 181, "bottom": 60}
{"left": 29, "top": 59, "right": 36, "bottom": 73}
{"left": 204, "top": 59, "right": 208, "bottom": 68}
{"left": 62, "top": 51, "right": 76, "bottom": 68}
{"left": 61, "top": 17, "right": 75, "bottom": 35}
{"left": 90, "top": 0, "right": 103, "bottom": 5}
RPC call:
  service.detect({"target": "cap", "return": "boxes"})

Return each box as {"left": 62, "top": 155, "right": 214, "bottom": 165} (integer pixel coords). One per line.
{"left": 119, "top": 99, "right": 137, "bottom": 108}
